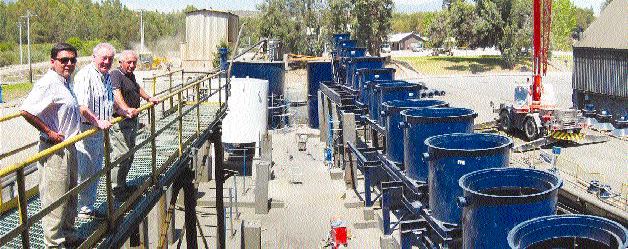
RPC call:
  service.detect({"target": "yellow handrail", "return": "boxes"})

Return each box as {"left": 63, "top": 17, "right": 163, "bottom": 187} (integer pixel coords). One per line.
{"left": 0, "top": 112, "right": 20, "bottom": 123}
{"left": 0, "top": 69, "right": 224, "bottom": 247}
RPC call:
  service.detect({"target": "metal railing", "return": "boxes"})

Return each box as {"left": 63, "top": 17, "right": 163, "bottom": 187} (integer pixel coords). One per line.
{"left": 0, "top": 69, "right": 227, "bottom": 248}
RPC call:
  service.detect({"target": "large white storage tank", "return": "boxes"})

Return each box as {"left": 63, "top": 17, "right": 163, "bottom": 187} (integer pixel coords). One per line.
{"left": 222, "top": 77, "right": 269, "bottom": 143}
{"left": 222, "top": 77, "right": 269, "bottom": 176}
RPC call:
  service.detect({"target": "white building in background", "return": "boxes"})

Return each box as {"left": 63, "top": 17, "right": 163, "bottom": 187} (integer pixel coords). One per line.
{"left": 180, "top": 9, "right": 239, "bottom": 70}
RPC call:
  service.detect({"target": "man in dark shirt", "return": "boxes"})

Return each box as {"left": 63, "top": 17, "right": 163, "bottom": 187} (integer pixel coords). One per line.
{"left": 110, "top": 50, "right": 159, "bottom": 197}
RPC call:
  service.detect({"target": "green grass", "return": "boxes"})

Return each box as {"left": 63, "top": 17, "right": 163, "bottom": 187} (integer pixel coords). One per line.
{"left": 397, "top": 55, "right": 532, "bottom": 75}
{"left": 1, "top": 82, "right": 33, "bottom": 103}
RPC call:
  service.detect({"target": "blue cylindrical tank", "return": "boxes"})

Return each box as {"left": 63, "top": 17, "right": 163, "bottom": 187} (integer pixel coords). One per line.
{"left": 508, "top": 214, "right": 627, "bottom": 249}
{"left": 356, "top": 68, "right": 396, "bottom": 104}
{"left": 231, "top": 61, "right": 286, "bottom": 128}
{"left": 333, "top": 33, "right": 351, "bottom": 50}
{"left": 346, "top": 57, "right": 386, "bottom": 91}
{"left": 307, "top": 61, "right": 333, "bottom": 129}
{"left": 401, "top": 109, "right": 478, "bottom": 182}
{"left": 369, "top": 81, "right": 424, "bottom": 122}
{"left": 382, "top": 99, "right": 448, "bottom": 164}
{"left": 340, "top": 47, "right": 367, "bottom": 58}
{"left": 458, "top": 168, "right": 562, "bottom": 249}
{"left": 425, "top": 133, "right": 512, "bottom": 225}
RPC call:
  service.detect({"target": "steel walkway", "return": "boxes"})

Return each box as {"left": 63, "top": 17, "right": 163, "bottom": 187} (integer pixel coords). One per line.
{"left": 0, "top": 91, "right": 223, "bottom": 248}
{"left": 0, "top": 69, "right": 226, "bottom": 248}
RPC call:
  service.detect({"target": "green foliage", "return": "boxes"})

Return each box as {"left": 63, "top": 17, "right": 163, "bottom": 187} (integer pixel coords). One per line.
{"left": 427, "top": 11, "right": 450, "bottom": 48}
{"left": 352, "top": 0, "right": 393, "bottom": 55}
{"left": 325, "top": 0, "right": 352, "bottom": 34}
{"left": 256, "top": 0, "right": 326, "bottom": 55}
{"left": 574, "top": 7, "right": 595, "bottom": 31}
{"left": 551, "top": 0, "right": 577, "bottom": 51}
{"left": 0, "top": 0, "right": 186, "bottom": 65}
{"left": 448, "top": 1, "right": 479, "bottom": 48}
{"left": 212, "top": 40, "right": 230, "bottom": 68}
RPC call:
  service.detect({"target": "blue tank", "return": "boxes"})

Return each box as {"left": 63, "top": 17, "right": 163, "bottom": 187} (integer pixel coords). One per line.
{"left": 402, "top": 109, "right": 478, "bottom": 182}
{"left": 345, "top": 57, "right": 386, "bottom": 91}
{"left": 381, "top": 99, "right": 448, "bottom": 164}
{"left": 332, "top": 33, "right": 351, "bottom": 50}
{"left": 306, "top": 61, "right": 333, "bottom": 129}
{"left": 340, "top": 47, "right": 367, "bottom": 58}
{"left": 458, "top": 168, "right": 562, "bottom": 249}
{"left": 425, "top": 133, "right": 512, "bottom": 225}
{"left": 508, "top": 215, "right": 627, "bottom": 249}
{"left": 369, "top": 81, "right": 424, "bottom": 123}
{"left": 230, "top": 61, "right": 286, "bottom": 128}
{"left": 356, "top": 68, "right": 396, "bottom": 104}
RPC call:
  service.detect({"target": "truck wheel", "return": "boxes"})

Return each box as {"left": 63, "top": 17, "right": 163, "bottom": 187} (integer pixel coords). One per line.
{"left": 524, "top": 118, "right": 539, "bottom": 141}
{"left": 499, "top": 111, "right": 511, "bottom": 132}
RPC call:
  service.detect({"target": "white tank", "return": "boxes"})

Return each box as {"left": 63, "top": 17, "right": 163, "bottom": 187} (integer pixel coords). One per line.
{"left": 222, "top": 77, "right": 269, "bottom": 144}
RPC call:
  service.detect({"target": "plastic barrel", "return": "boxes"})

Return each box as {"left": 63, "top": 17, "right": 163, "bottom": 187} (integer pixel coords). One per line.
{"left": 401, "top": 108, "right": 478, "bottom": 182}
{"left": 425, "top": 133, "right": 512, "bottom": 225}
{"left": 369, "top": 81, "right": 423, "bottom": 122}
{"left": 508, "top": 214, "right": 627, "bottom": 249}
{"left": 332, "top": 33, "right": 351, "bottom": 50}
{"left": 231, "top": 61, "right": 286, "bottom": 128}
{"left": 356, "top": 68, "right": 396, "bottom": 104}
{"left": 381, "top": 99, "right": 448, "bottom": 164}
{"left": 346, "top": 57, "right": 386, "bottom": 91}
{"left": 306, "top": 61, "right": 333, "bottom": 129}
{"left": 458, "top": 168, "right": 563, "bottom": 249}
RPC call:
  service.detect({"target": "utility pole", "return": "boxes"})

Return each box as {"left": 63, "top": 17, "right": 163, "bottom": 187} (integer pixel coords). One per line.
{"left": 140, "top": 10, "right": 145, "bottom": 52}
{"left": 20, "top": 11, "right": 37, "bottom": 84}
{"left": 18, "top": 21, "right": 23, "bottom": 65}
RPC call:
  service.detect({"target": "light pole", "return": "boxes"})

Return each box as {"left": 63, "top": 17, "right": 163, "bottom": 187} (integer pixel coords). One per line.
{"left": 140, "top": 10, "right": 145, "bottom": 52}
{"left": 20, "top": 10, "right": 37, "bottom": 84}
{"left": 17, "top": 21, "right": 23, "bottom": 65}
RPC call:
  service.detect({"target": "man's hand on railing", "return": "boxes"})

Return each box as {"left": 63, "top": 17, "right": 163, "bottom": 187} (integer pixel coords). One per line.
{"left": 124, "top": 108, "right": 139, "bottom": 118}
{"left": 45, "top": 130, "right": 65, "bottom": 144}
{"left": 148, "top": 97, "right": 160, "bottom": 105}
{"left": 95, "top": 119, "right": 112, "bottom": 130}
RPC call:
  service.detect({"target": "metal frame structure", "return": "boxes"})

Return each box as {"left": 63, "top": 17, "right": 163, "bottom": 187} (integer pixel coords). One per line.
{"left": 0, "top": 69, "right": 230, "bottom": 248}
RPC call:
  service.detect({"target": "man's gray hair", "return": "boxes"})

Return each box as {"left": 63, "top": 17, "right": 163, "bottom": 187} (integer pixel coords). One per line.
{"left": 93, "top": 42, "right": 116, "bottom": 56}
{"left": 120, "top": 50, "right": 138, "bottom": 62}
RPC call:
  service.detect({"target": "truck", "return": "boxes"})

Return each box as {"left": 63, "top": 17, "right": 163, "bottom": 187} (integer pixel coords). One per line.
{"left": 493, "top": 0, "right": 606, "bottom": 151}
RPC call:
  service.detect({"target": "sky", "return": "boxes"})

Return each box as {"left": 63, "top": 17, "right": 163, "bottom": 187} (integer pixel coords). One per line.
{"left": 118, "top": 0, "right": 606, "bottom": 15}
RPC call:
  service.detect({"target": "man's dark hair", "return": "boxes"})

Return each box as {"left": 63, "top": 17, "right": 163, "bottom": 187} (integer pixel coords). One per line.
{"left": 50, "top": 43, "right": 77, "bottom": 59}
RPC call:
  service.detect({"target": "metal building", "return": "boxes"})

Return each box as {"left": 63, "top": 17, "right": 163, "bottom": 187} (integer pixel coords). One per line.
{"left": 572, "top": 0, "right": 628, "bottom": 117}
{"left": 180, "top": 9, "right": 239, "bottom": 69}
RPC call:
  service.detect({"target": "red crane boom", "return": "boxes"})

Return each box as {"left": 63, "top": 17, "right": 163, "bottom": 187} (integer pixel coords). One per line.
{"left": 532, "top": 0, "right": 552, "bottom": 107}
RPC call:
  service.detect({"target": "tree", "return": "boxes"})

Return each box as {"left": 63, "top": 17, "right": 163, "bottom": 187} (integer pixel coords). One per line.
{"left": 551, "top": 0, "right": 577, "bottom": 51}
{"left": 448, "top": 0, "right": 479, "bottom": 47}
{"left": 325, "top": 0, "right": 352, "bottom": 34}
{"left": 427, "top": 10, "right": 450, "bottom": 48}
{"left": 352, "top": 0, "right": 393, "bottom": 55}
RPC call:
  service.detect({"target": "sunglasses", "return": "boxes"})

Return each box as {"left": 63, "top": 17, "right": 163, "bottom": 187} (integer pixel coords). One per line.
{"left": 55, "top": 57, "right": 77, "bottom": 64}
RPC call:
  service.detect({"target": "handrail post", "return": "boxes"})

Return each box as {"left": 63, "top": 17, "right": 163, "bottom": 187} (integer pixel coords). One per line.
{"left": 196, "top": 83, "right": 201, "bottom": 135}
{"left": 151, "top": 106, "right": 157, "bottom": 184}
{"left": 104, "top": 129, "right": 114, "bottom": 231}
{"left": 152, "top": 75, "right": 157, "bottom": 96}
{"left": 169, "top": 73, "right": 174, "bottom": 110}
{"left": 218, "top": 75, "right": 222, "bottom": 109}
{"left": 178, "top": 92, "right": 183, "bottom": 157}
{"left": 16, "top": 168, "right": 29, "bottom": 248}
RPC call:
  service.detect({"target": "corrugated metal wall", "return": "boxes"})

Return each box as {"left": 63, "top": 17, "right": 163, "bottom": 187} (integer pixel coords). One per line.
{"left": 572, "top": 47, "right": 628, "bottom": 97}
{"left": 182, "top": 11, "right": 239, "bottom": 69}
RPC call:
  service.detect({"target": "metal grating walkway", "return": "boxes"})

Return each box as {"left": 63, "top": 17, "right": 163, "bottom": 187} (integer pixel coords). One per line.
{"left": 0, "top": 104, "right": 221, "bottom": 248}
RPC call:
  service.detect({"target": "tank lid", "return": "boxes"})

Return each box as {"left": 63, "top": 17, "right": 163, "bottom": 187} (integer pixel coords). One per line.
{"left": 402, "top": 107, "right": 476, "bottom": 123}
{"left": 382, "top": 99, "right": 448, "bottom": 113}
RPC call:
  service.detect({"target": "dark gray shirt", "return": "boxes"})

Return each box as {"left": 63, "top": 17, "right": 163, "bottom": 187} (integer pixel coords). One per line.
{"left": 110, "top": 68, "right": 141, "bottom": 109}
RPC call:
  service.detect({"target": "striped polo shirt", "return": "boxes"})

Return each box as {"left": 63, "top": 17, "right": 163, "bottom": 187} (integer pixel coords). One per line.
{"left": 73, "top": 63, "right": 114, "bottom": 123}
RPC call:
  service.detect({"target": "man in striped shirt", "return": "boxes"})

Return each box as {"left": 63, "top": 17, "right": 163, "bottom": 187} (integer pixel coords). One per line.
{"left": 73, "top": 43, "right": 115, "bottom": 219}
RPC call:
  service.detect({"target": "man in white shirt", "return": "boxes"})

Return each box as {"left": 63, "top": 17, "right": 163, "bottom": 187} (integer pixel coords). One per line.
{"left": 20, "top": 43, "right": 83, "bottom": 247}
{"left": 73, "top": 43, "right": 115, "bottom": 219}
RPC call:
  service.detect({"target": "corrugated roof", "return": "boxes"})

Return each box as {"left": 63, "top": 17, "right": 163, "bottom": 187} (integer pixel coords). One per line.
{"left": 574, "top": 0, "right": 628, "bottom": 49}
{"left": 186, "top": 9, "right": 237, "bottom": 17}
{"left": 388, "top": 32, "right": 425, "bottom": 43}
